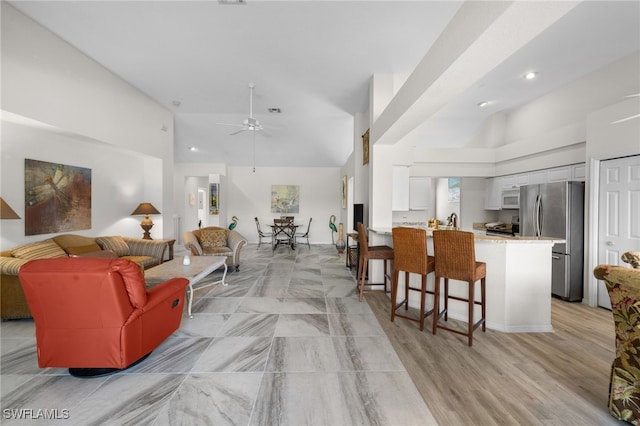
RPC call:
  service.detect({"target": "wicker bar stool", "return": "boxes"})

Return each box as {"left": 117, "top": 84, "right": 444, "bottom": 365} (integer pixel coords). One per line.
{"left": 432, "top": 230, "right": 486, "bottom": 346}
{"left": 356, "top": 222, "right": 394, "bottom": 302}
{"left": 391, "top": 227, "right": 436, "bottom": 331}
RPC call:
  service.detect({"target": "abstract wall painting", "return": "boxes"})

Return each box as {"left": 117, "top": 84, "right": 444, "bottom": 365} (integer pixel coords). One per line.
{"left": 24, "top": 159, "right": 92, "bottom": 235}
{"left": 210, "top": 183, "right": 219, "bottom": 215}
{"left": 271, "top": 185, "right": 299, "bottom": 214}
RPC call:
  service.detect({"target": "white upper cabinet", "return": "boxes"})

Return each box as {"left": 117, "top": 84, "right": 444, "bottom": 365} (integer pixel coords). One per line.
{"left": 528, "top": 170, "right": 547, "bottom": 184}
{"left": 392, "top": 166, "right": 410, "bottom": 211}
{"left": 485, "top": 163, "right": 585, "bottom": 210}
{"left": 485, "top": 177, "right": 503, "bottom": 210}
{"left": 501, "top": 175, "right": 517, "bottom": 188}
{"left": 515, "top": 173, "right": 529, "bottom": 187}
{"left": 547, "top": 166, "right": 571, "bottom": 182}
{"left": 409, "top": 177, "right": 432, "bottom": 210}
{"left": 572, "top": 163, "right": 586, "bottom": 181}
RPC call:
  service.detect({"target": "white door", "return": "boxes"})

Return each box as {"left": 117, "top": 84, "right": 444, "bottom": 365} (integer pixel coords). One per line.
{"left": 597, "top": 155, "right": 640, "bottom": 309}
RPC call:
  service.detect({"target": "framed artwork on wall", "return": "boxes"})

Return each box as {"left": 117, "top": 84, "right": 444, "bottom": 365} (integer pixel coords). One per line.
{"left": 24, "top": 158, "right": 92, "bottom": 236}
{"left": 448, "top": 177, "right": 460, "bottom": 202}
{"left": 362, "top": 129, "right": 370, "bottom": 165}
{"left": 271, "top": 185, "right": 299, "bottom": 214}
{"left": 342, "top": 175, "right": 347, "bottom": 209}
{"left": 210, "top": 183, "right": 219, "bottom": 215}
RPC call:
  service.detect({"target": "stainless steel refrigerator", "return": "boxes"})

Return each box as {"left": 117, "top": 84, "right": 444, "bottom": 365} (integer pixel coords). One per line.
{"left": 519, "top": 181, "right": 585, "bottom": 301}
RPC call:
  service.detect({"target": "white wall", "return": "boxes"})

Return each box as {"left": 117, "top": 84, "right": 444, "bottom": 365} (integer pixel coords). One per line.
{"left": 584, "top": 97, "right": 640, "bottom": 306}
{"left": 1, "top": 3, "right": 174, "bottom": 248}
{"left": 173, "top": 165, "right": 342, "bottom": 245}
{"left": 460, "top": 177, "right": 497, "bottom": 229}
{"left": 227, "top": 166, "right": 341, "bottom": 244}
{"left": 434, "top": 178, "right": 459, "bottom": 224}
{"left": 0, "top": 120, "right": 160, "bottom": 249}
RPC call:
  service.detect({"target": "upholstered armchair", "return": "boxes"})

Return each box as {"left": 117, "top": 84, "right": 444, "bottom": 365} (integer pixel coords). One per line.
{"left": 18, "top": 257, "right": 188, "bottom": 377}
{"left": 594, "top": 251, "right": 640, "bottom": 425}
{"left": 183, "top": 226, "right": 247, "bottom": 271}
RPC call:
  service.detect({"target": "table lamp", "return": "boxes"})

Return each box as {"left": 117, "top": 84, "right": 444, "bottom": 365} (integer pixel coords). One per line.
{"left": 0, "top": 197, "right": 21, "bottom": 219}
{"left": 131, "top": 202, "right": 160, "bottom": 239}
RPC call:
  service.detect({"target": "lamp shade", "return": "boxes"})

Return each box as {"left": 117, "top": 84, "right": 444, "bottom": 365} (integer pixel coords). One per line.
{"left": 0, "top": 197, "right": 21, "bottom": 219}
{"left": 131, "top": 203, "right": 161, "bottom": 216}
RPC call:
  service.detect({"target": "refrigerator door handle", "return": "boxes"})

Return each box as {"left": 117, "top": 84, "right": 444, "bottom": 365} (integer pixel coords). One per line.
{"left": 535, "top": 194, "right": 542, "bottom": 237}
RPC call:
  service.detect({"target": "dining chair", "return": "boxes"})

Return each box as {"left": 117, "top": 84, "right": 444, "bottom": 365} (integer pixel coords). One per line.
{"left": 295, "top": 217, "right": 312, "bottom": 248}
{"left": 391, "top": 227, "right": 436, "bottom": 331}
{"left": 273, "top": 218, "right": 295, "bottom": 250}
{"left": 254, "top": 217, "right": 273, "bottom": 248}
{"left": 356, "top": 222, "right": 394, "bottom": 302}
{"left": 432, "top": 230, "right": 486, "bottom": 346}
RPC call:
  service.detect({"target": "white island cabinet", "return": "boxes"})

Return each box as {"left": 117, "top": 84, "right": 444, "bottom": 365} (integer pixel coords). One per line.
{"left": 367, "top": 228, "right": 562, "bottom": 333}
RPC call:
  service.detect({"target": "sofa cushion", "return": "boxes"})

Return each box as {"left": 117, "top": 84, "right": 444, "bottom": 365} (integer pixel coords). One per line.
{"left": 70, "top": 250, "right": 118, "bottom": 259}
{"left": 95, "top": 236, "right": 130, "bottom": 256}
{"left": 200, "top": 229, "right": 228, "bottom": 249}
{"left": 11, "top": 239, "right": 68, "bottom": 261}
{"left": 65, "top": 243, "right": 103, "bottom": 255}
{"left": 121, "top": 255, "right": 158, "bottom": 270}
{"left": 0, "top": 257, "right": 28, "bottom": 275}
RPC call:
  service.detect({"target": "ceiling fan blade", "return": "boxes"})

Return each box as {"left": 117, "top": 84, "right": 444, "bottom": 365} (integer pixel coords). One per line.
{"left": 258, "top": 129, "right": 272, "bottom": 138}
{"left": 216, "top": 122, "right": 245, "bottom": 128}
{"left": 229, "top": 128, "right": 248, "bottom": 136}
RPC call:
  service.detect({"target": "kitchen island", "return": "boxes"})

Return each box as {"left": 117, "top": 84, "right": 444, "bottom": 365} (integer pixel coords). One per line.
{"left": 368, "top": 227, "right": 564, "bottom": 333}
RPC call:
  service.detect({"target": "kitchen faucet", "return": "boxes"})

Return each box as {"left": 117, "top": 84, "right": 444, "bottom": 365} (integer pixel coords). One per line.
{"left": 448, "top": 213, "right": 458, "bottom": 229}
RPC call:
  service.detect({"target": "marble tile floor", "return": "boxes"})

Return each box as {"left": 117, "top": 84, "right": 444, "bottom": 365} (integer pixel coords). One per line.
{"left": 0, "top": 244, "right": 438, "bottom": 426}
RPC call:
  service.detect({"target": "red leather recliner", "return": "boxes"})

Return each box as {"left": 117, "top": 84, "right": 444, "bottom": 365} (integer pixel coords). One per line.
{"left": 18, "top": 257, "right": 188, "bottom": 377}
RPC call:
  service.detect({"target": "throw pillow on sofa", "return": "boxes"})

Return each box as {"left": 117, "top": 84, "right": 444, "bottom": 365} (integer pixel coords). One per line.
{"left": 95, "top": 236, "right": 130, "bottom": 256}
{"left": 11, "top": 239, "right": 68, "bottom": 260}
{"left": 200, "top": 229, "right": 227, "bottom": 249}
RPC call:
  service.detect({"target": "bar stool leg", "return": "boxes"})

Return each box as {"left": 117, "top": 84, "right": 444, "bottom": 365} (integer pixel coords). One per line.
{"left": 481, "top": 277, "right": 486, "bottom": 332}
{"left": 359, "top": 258, "right": 368, "bottom": 302}
{"left": 390, "top": 269, "right": 399, "bottom": 322}
{"left": 443, "top": 278, "right": 449, "bottom": 321}
{"left": 432, "top": 276, "right": 440, "bottom": 335}
{"left": 419, "top": 274, "right": 427, "bottom": 331}
{"left": 404, "top": 271, "right": 410, "bottom": 310}
{"left": 468, "top": 280, "right": 475, "bottom": 347}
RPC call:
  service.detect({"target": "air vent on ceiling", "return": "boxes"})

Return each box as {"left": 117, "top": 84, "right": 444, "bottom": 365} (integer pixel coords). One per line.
{"left": 219, "top": 0, "right": 246, "bottom": 5}
{"left": 268, "top": 108, "right": 282, "bottom": 114}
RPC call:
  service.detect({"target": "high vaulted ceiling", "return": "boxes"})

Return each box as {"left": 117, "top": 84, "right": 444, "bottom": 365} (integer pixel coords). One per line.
{"left": 9, "top": 1, "right": 640, "bottom": 168}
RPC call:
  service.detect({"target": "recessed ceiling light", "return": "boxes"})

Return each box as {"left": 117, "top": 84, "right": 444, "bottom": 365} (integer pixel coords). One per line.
{"left": 188, "top": 146, "right": 197, "bottom": 151}
{"left": 477, "top": 101, "right": 489, "bottom": 108}
{"left": 524, "top": 71, "right": 538, "bottom": 80}
{"left": 268, "top": 108, "right": 282, "bottom": 113}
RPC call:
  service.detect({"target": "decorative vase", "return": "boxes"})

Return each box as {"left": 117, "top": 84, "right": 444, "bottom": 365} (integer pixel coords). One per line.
{"left": 336, "top": 223, "right": 346, "bottom": 253}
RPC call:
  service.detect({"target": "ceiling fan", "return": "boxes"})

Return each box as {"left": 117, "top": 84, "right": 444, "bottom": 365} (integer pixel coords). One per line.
{"left": 217, "top": 83, "right": 271, "bottom": 137}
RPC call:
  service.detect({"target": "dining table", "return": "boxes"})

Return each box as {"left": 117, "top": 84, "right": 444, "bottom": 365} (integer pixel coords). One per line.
{"left": 270, "top": 219, "right": 298, "bottom": 250}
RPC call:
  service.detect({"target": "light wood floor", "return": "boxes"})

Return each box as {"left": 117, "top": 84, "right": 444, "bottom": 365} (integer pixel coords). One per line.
{"left": 366, "top": 293, "right": 624, "bottom": 426}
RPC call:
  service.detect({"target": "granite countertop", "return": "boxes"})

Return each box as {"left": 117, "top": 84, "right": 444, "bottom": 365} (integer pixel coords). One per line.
{"left": 369, "top": 226, "right": 564, "bottom": 244}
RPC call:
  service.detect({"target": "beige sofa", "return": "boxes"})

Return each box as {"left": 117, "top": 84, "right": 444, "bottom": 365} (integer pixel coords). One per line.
{"left": 183, "top": 226, "right": 247, "bottom": 271}
{"left": 1, "top": 234, "right": 168, "bottom": 320}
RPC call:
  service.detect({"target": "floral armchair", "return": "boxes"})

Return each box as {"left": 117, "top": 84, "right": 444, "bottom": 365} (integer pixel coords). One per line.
{"left": 594, "top": 251, "right": 640, "bottom": 425}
